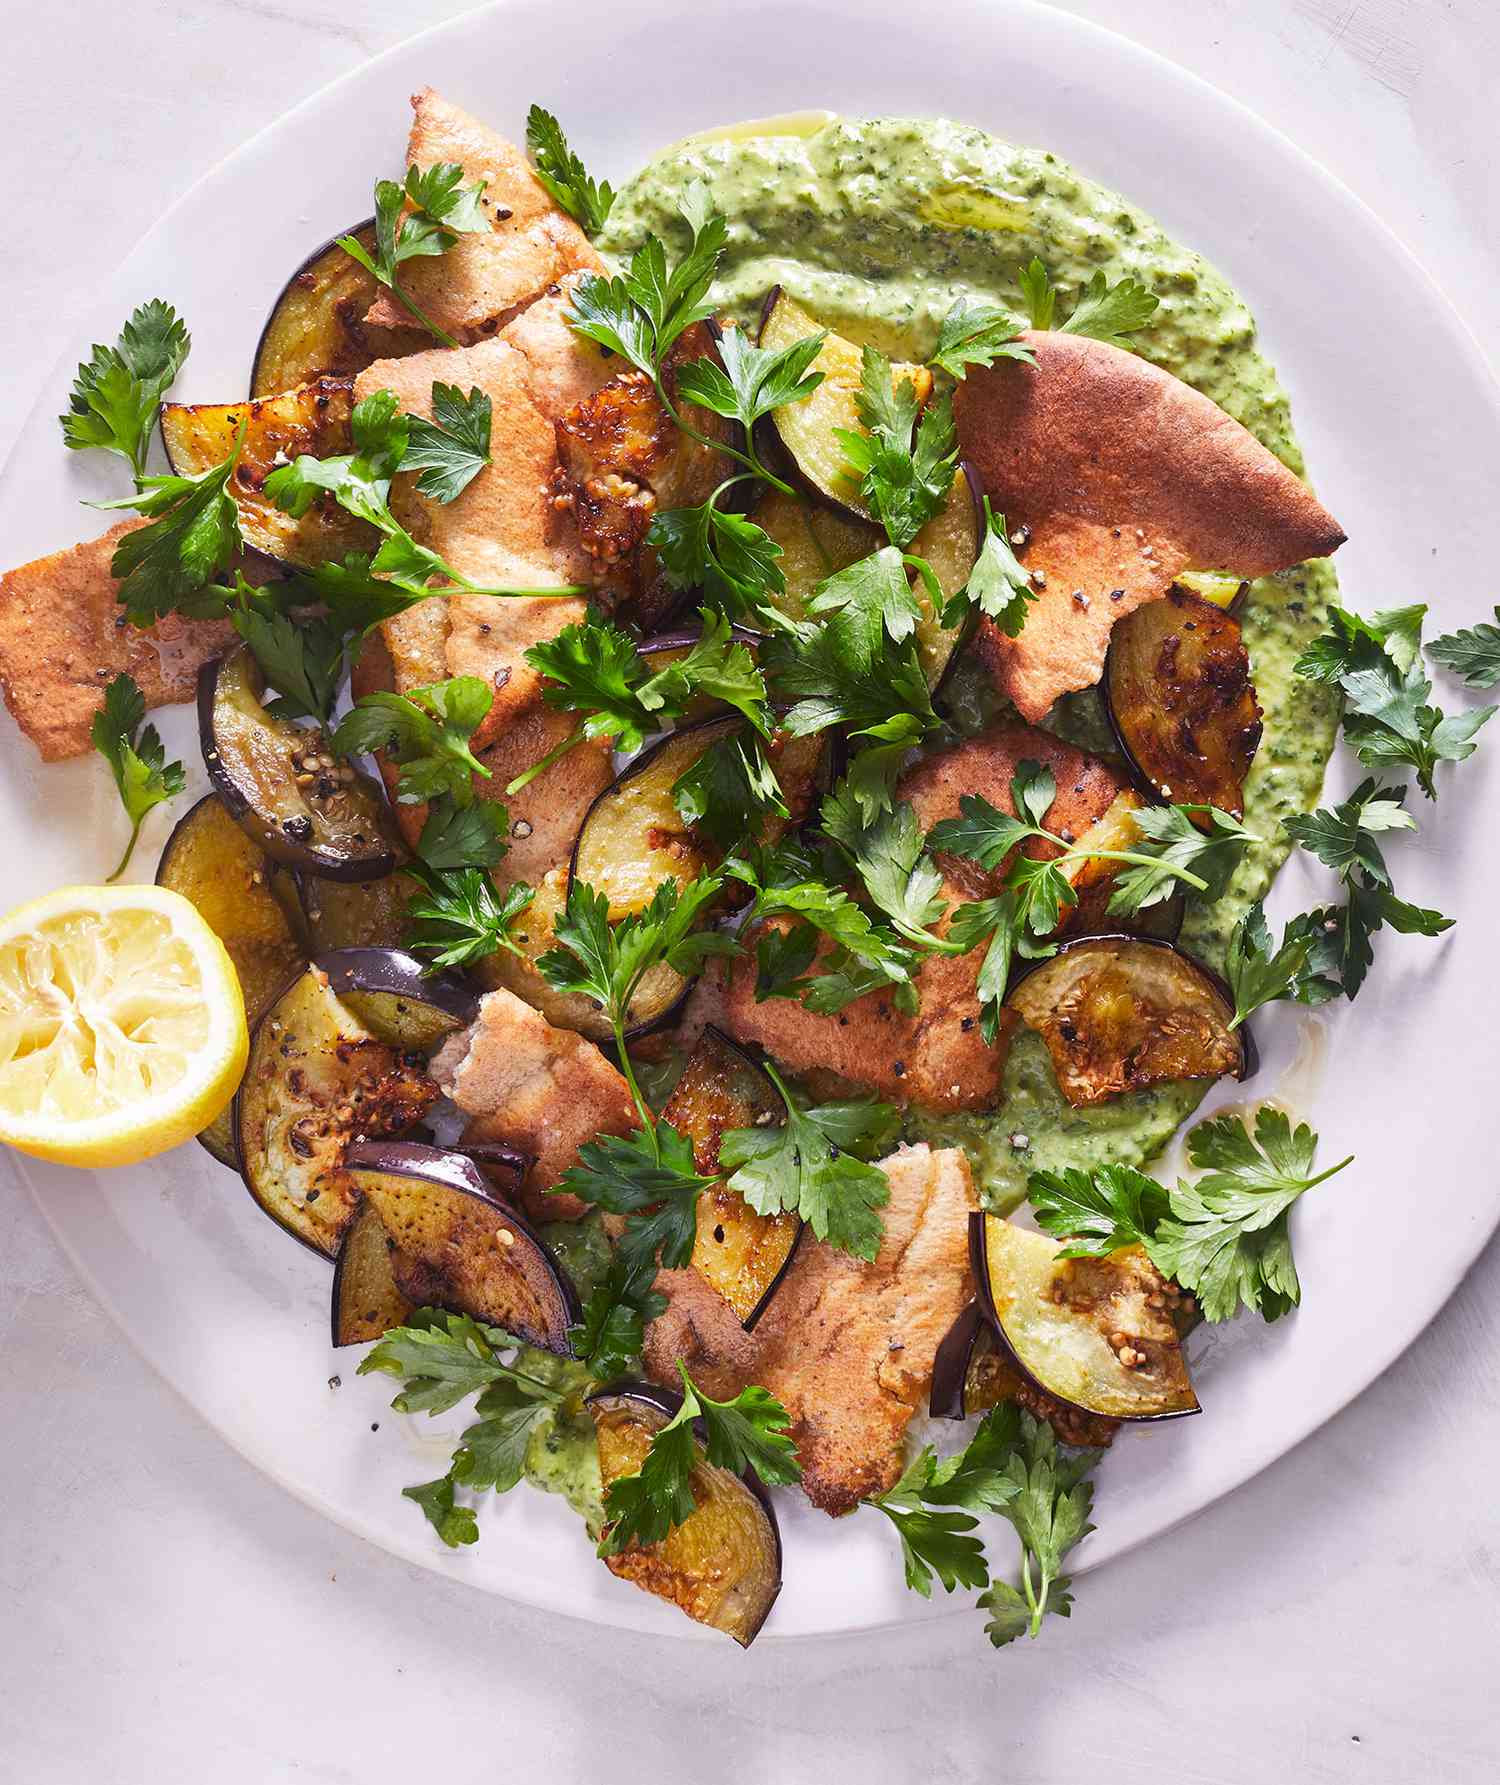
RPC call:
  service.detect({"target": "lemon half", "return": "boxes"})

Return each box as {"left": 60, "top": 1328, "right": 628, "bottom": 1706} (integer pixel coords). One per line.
{"left": 0, "top": 884, "right": 248, "bottom": 1168}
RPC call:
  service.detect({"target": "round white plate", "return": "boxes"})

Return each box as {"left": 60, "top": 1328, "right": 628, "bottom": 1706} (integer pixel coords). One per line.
{"left": 2, "top": 0, "right": 1496, "bottom": 1641}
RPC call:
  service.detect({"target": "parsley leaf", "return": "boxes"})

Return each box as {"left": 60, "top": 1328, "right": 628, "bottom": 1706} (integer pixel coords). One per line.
{"left": 338, "top": 163, "right": 490, "bottom": 347}
{"left": 807, "top": 544, "right": 925, "bottom": 657}
{"left": 943, "top": 498, "right": 1037, "bottom": 635}
{"left": 1295, "top": 605, "right": 1496, "bottom": 798}
{"left": 1223, "top": 902, "right": 1341, "bottom": 1026}
{"left": 1146, "top": 1108, "right": 1353, "bottom": 1323}
{"left": 835, "top": 349, "right": 957, "bottom": 549}
{"left": 60, "top": 300, "right": 190, "bottom": 480}
{"left": 555, "top": 1124, "right": 713, "bottom": 1279}
{"left": 230, "top": 590, "right": 347, "bottom": 723}
{"left": 867, "top": 1449, "right": 991, "bottom": 1597}
{"left": 98, "top": 426, "right": 246, "bottom": 623}
{"left": 1027, "top": 1162, "right": 1172, "bottom": 1259}
{"left": 647, "top": 493, "right": 788, "bottom": 619}
{"left": 403, "top": 868, "right": 534, "bottom": 970}
{"left": 412, "top": 798, "right": 511, "bottom": 873}
{"left": 674, "top": 323, "right": 826, "bottom": 434}
{"left": 1058, "top": 268, "right": 1160, "bottom": 345}
{"left": 671, "top": 729, "right": 787, "bottom": 850}
{"left": 89, "top": 672, "right": 185, "bottom": 880}
{"left": 821, "top": 786, "right": 959, "bottom": 951}
{"left": 1017, "top": 258, "right": 1057, "bottom": 329}
{"left": 332, "top": 676, "right": 492, "bottom": 806}
{"left": 928, "top": 298, "right": 1034, "bottom": 380}
{"left": 720, "top": 1058, "right": 895, "bottom": 1260}
{"left": 1429, "top": 607, "right": 1500, "bottom": 689}
{"left": 360, "top": 1310, "right": 571, "bottom": 1547}
{"left": 569, "top": 1252, "right": 667, "bottom": 1382}
{"left": 980, "top": 1408, "right": 1101, "bottom": 1645}
{"left": 1107, "top": 803, "right": 1252, "bottom": 914}
{"left": 401, "top": 383, "right": 492, "bottom": 503}
{"left": 525, "top": 104, "right": 614, "bottom": 235}
{"left": 599, "top": 1363, "right": 801, "bottom": 1556}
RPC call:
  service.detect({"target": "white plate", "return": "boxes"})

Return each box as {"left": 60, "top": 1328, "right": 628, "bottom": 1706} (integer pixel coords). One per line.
{"left": 2, "top": 0, "right": 1497, "bottom": 1641}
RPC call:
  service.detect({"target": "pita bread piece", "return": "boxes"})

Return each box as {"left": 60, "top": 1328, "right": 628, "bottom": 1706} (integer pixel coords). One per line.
{"left": 0, "top": 521, "right": 234, "bottom": 761}
{"left": 954, "top": 330, "right": 1345, "bottom": 721}
{"left": 365, "top": 89, "right": 603, "bottom": 341}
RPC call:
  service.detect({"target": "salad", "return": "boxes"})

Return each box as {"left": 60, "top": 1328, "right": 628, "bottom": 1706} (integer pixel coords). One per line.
{"left": 0, "top": 90, "right": 1493, "bottom": 1648}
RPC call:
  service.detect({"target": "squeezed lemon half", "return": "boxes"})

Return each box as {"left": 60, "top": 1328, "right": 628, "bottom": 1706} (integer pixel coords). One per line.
{"left": 0, "top": 884, "right": 248, "bottom": 1167}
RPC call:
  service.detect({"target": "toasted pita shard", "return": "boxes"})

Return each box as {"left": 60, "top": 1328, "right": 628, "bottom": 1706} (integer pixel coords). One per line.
{"left": 432, "top": 986, "right": 638, "bottom": 1224}
{"left": 954, "top": 330, "right": 1346, "bottom": 722}
{"left": 0, "top": 521, "right": 235, "bottom": 760}
{"left": 644, "top": 1143, "right": 976, "bottom": 1516}
{"left": 365, "top": 89, "right": 603, "bottom": 341}
{"left": 715, "top": 721, "right": 1128, "bottom": 1113}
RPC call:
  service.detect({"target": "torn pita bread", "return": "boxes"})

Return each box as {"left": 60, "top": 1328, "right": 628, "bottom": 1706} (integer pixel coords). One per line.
{"left": 365, "top": 89, "right": 603, "bottom": 341}
{"left": 0, "top": 521, "right": 234, "bottom": 760}
{"left": 644, "top": 1143, "right": 976, "bottom": 1516}
{"left": 954, "top": 330, "right": 1346, "bottom": 722}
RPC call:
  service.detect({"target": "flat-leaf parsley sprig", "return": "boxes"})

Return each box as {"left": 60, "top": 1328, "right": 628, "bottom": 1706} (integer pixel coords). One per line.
{"left": 525, "top": 105, "right": 614, "bottom": 236}
{"left": 60, "top": 299, "right": 190, "bottom": 482}
{"left": 89, "top": 673, "right": 186, "bottom": 880}
{"left": 599, "top": 1363, "right": 801, "bottom": 1556}
{"left": 338, "top": 163, "right": 491, "bottom": 348}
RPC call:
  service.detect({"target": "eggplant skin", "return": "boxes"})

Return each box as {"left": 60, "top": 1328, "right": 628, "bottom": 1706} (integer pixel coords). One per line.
{"left": 156, "top": 794, "right": 307, "bottom": 1171}
{"left": 929, "top": 1297, "right": 1120, "bottom": 1448}
{"left": 586, "top": 1383, "right": 783, "bottom": 1646}
{"left": 234, "top": 965, "right": 440, "bottom": 1259}
{"left": 343, "top": 1141, "right": 580, "bottom": 1355}
{"left": 331, "top": 1199, "right": 414, "bottom": 1347}
{"left": 315, "top": 947, "right": 477, "bottom": 1053}
{"left": 200, "top": 649, "right": 398, "bottom": 882}
{"left": 971, "top": 1214, "right": 1198, "bottom": 1424}
{"left": 1008, "top": 934, "right": 1248, "bottom": 1108}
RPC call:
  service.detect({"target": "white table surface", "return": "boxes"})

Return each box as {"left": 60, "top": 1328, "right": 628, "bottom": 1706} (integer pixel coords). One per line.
{"left": 3, "top": 2, "right": 1498, "bottom": 1779}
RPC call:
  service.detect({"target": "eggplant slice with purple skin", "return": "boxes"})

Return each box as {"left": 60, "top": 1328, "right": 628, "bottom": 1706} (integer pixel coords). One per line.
{"left": 160, "top": 379, "right": 373, "bottom": 570}
{"left": 929, "top": 1299, "right": 1122, "bottom": 1449}
{"left": 1105, "top": 585, "right": 1264, "bottom": 817}
{"left": 587, "top": 1381, "right": 783, "bottom": 1647}
{"left": 342, "top": 1141, "right": 579, "bottom": 1355}
{"left": 971, "top": 1213, "right": 1199, "bottom": 1422}
{"left": 201, "top": 646, "right": 399, "bottom": 881}
{"left": 660, "top": 1026, "right": 802, "bottom": 1331}
{"left": 757, "top": 287, "right": 933, "bottom": 522}
{"left": 317, "top": 946, "right": 477, "bottom": 1054}
{"left": 250, "top": 220, "right": 430, "bottom": 396}
{"left": 1008, "top": 935, "right": 1250, "bottom": 1109}
{"left": 234, "top": 956, "right": 445, "bottom": 1257}
{"left": 296, "top": 867, "right": 412, "bottom": 955}
{"left": 156, "top": 794, "right": 307, "bottom": 1168}
{"left": 331, "top": 1198, "right": 415, "bottom": 1347}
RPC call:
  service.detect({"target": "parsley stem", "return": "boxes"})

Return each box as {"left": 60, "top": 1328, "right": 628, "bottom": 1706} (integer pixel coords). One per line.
{"left": 105, "top": 819, "right": 144, "bottom": 884}
{"left": 610, "top": 1005, "right": 658, "bottom": 1155}
{"left": 653, "top": 374, "right": 797, "bottom": 501}
{"left": 388, "top": 278, "right": 460, "bottom": 350}
{"left": 1059, "top": 845, "right": 1209, "bottom": 895}
{"left": 506, "top": 725, "right": 584, "bottom": 795}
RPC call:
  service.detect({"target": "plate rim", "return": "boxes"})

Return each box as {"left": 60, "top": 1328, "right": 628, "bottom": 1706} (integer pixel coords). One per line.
{"left": 3, "top": 0, "right": 1499, "bottom": 1640}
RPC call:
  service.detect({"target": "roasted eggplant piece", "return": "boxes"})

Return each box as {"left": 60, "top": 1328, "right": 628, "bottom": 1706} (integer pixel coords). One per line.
{"left": 757, "top": 288, "right": 933, "bottom": 521}
{"left": 331, "top": 1199, "right": 414, "bottom": 1346}
{"left": 297, "top": 869, "right": 412, "bottom": 954}
{"left": 317, "top": 946, "right": 476, "bottom": 1053}
{"left": 908, "top": 465, "right": 980, "bottom": 689}
{"left": 1105, "top": 586, "right": 1263, "bottom": 817}
{"left": 972, "top": 1214, "right": 1199, "bottom": 1422}
{"left": 588, "top": 1382, "right": 783, "bottom": 1646}
{"left": 1008, "top": 935, "right": 1249, "bottom": 1107}
{"left": 567, "top": 716, "right": 739, "bottom": 1034}
{"left": 661, "top": 1027, "right": 802, "bottom": 1330}
{"left": 156, "top": 794, "right": 307, "bottom": 1166}
{"left": 1059, "top": 789, "right": 1184, "bottom": 944}
{"left": 251, "top": 222, "right": 430, "bottom": 396}
{"left": 160, "top": 379, "right": 374, "bottom": 569}
{"left": 234, "top": 962, "right": 440, "bottom": 1257}
{"left": 343, "top": 1141, "right": 579, "bottom": 1354}
{"left": 200, "top": 647, "right": 398, "bottom": 881}
{"left": 929, "top": 1300, "right": 1121, "bottom": 1448}
{"left": 453, "top": 1139, "right": 532, "bottom": 1200}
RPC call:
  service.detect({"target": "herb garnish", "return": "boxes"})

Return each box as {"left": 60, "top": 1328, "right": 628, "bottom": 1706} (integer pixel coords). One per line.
{"left": 338, "top": 163, "right": 490, "bottom": 348}
{"left": 1016, "top": 257, "right": 1160, "bottom": 346}
{"left": 599, "top": 1364, "right": 801, "bottom": 1556}
{"left": 928, "top": 299, "right": 1034, "bottom": 381}
{"left": 60, "top": 300, "right": 190, "bottom": 481}
{"left": 525, "top": 105, "right": 614, "bottom": 235}
{"left": 90, "top": 673, "right": 186, "bottom": 880}
{"left": 401, "top": 383, "right": 492, "bottom": 504}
